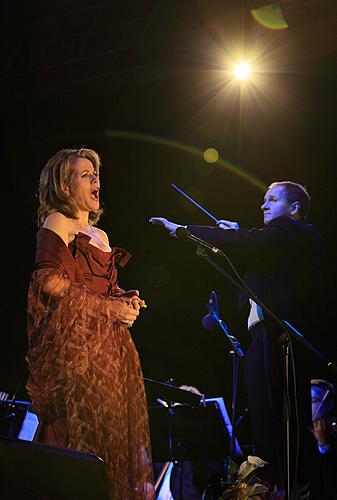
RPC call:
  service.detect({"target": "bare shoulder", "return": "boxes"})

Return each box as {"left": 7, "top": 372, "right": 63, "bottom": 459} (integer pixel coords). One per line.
{"left": 95, "top": 227, "right": 110, "bottom": 245}
{"left": 43, "top": 212, "right": 70, "bottom": 245}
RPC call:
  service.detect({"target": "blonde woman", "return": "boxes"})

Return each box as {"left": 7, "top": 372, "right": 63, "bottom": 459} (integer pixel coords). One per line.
{"left": 26, "top": 148, "right": 154, "bottom": 499}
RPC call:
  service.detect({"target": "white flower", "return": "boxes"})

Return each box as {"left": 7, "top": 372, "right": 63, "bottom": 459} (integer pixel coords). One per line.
{"left": 237, "top": 455, "right": 268, "bottom": 480}
{"left": 247, "top": 455, "right": 268, "bottom": 468}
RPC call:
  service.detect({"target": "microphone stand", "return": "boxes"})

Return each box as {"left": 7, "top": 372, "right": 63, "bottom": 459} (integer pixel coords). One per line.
{"left": 177, "top": 231, "right": 337, "bottom": 500}
{"left": 210, "top": 311, "right": 244, "bottom": 465}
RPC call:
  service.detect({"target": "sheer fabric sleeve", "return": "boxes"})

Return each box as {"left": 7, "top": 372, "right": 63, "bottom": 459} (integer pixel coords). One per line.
{"left": 26, "top": 267, "right": 129, "bottom": 421}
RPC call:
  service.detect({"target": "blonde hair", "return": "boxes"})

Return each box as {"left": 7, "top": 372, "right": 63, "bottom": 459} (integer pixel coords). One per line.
{"left": 37, "top": 148, "right": 103, "bottom": 226}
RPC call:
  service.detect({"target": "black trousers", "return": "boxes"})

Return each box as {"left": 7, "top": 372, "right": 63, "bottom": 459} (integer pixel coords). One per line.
{"left": 244, "top": 321, "right": 317, "bottom": 491}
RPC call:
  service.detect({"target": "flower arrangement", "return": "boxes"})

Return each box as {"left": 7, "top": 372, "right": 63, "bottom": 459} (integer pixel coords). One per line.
{"left": 218, "top": 455, "right": 270, "bottom": 500}
{"left": 216, "top": 455, "right": 312, "bottom": 499}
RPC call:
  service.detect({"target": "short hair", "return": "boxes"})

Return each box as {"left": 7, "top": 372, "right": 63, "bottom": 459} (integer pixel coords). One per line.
{"left": 268, "top": 181, "right": 311, "bottom": 219}
{"left": 37, "top": 147, "right": 103, "bottom": 226}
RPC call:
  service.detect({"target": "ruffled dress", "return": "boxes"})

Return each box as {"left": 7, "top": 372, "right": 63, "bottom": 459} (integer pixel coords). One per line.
{"left": 26, "top": 228, "right": 154, "bottom": 499}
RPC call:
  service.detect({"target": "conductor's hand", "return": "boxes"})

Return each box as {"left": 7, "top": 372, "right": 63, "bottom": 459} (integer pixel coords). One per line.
{"left": 149, "top": 217, "right": 182, "bottom": 236}
{"left": 217, "top": 219, "right": 240, "bottom": 231}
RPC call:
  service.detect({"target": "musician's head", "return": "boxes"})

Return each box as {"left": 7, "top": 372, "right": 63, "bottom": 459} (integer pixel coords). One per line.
{"left": 261, "top": 181, "right": 310, "bottom": 225}
{"left": 37, "top": 147, "right": 103, "bottom": 227}
{"left": 311, "top": 379, "right": 336, "bottom": 422}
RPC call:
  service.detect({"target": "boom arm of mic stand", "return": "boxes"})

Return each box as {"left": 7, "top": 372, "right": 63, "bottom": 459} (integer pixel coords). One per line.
{"left": 212, "top": 312, "right": 244, "bottom": 359}
{"left": 282, "top": 320, "right": 337, "bottom": 376}
{"left": 175, "top": 227, "right": 225, "bottom": 257}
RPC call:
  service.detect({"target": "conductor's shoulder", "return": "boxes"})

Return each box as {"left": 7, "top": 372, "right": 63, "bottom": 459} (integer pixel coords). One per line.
{"left": 268, "top": 217, "right": 318, "bottom": 241}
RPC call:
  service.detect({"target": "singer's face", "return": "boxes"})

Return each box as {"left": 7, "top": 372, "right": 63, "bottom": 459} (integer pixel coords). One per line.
{"left": 66, "top": 157, "right": 100, "bottom": 214}
{"left": 261, "top": 185, "right": 293, "bottom": 225}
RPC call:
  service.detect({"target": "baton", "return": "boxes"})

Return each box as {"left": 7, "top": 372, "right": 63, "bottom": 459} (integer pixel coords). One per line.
{"left": 171, "top": 183, "right": 219, "bottom": 223}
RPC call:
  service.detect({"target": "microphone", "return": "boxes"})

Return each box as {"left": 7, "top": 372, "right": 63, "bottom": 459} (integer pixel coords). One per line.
{"left": 202, "top": 291, "right": 219, "bottom": 330}
{"left": 175, "top": 226, "right": 191, "bottom": 239}
{"left": 202, "top": 292, "right": 245, "bottom": 358}
{"left": 174, "top": 227, "right": 224, "bottom": 256}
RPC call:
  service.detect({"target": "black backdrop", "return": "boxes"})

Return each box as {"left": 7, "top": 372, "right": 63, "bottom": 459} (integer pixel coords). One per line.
{"left": 2, "top": 1, "right": 337, "bottom": 448}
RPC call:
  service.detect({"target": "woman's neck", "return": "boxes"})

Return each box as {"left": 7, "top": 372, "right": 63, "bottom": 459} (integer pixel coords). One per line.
{"left": 76, "top": 212, "right": 89, "bottom": 227}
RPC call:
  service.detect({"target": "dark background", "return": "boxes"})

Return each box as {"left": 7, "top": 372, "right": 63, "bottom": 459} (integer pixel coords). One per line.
{"left": 2, "top": 1, "right": 337, "bottom": 449}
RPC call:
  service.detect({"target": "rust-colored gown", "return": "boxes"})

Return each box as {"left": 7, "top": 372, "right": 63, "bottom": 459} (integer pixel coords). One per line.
{"left": 26, "top": 228, "right": 155, "bottom": 499}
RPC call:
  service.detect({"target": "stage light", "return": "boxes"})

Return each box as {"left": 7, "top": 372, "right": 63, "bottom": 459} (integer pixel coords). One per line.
{"left": 234, "top": 62, "right": 250, "bottom": 81}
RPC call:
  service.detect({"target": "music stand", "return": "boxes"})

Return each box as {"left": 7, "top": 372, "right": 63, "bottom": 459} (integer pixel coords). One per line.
{"left": 144, "top": 377, "right": 202, "bottom": 407}
{"left": 144, "top": 378, "right": 228, "bottom": 462}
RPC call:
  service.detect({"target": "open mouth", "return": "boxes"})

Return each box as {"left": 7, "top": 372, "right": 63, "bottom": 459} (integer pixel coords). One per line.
{"left": 91, "top": 189, "right": 99, "bottom": 200}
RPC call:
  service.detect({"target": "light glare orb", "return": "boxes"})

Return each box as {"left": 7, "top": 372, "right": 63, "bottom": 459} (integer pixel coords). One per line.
{"left": 234, "top": 62, "right": 250, "bottom": 80}
{"left": 203, "top": 147, "right": 219, "bottom": 163}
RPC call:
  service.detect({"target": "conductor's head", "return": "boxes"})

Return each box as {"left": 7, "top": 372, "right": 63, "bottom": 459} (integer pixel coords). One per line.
{"left": 261, "top": 181, "right": 310, "bottom": 225}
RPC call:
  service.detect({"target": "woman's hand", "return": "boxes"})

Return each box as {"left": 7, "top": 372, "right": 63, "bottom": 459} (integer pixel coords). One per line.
{"left": 111, "top": 290, "right": 147, "bottom": 327}
{"left": 123, "top": 289, "right": 146, "bottom": 310}
{"left": 110, "top": 298, "right": 141, "bottom": 327}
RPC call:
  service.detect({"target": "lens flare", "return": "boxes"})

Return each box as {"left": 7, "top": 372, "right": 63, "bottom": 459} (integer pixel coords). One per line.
{"left": 251, "top": 3, "right": 288, "bottom": 31}
{"left": 234, "top": 62, "right": 250, "bottom": 80}
{"left": 203, "top": 148, "right": 219, "bottom": 163}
